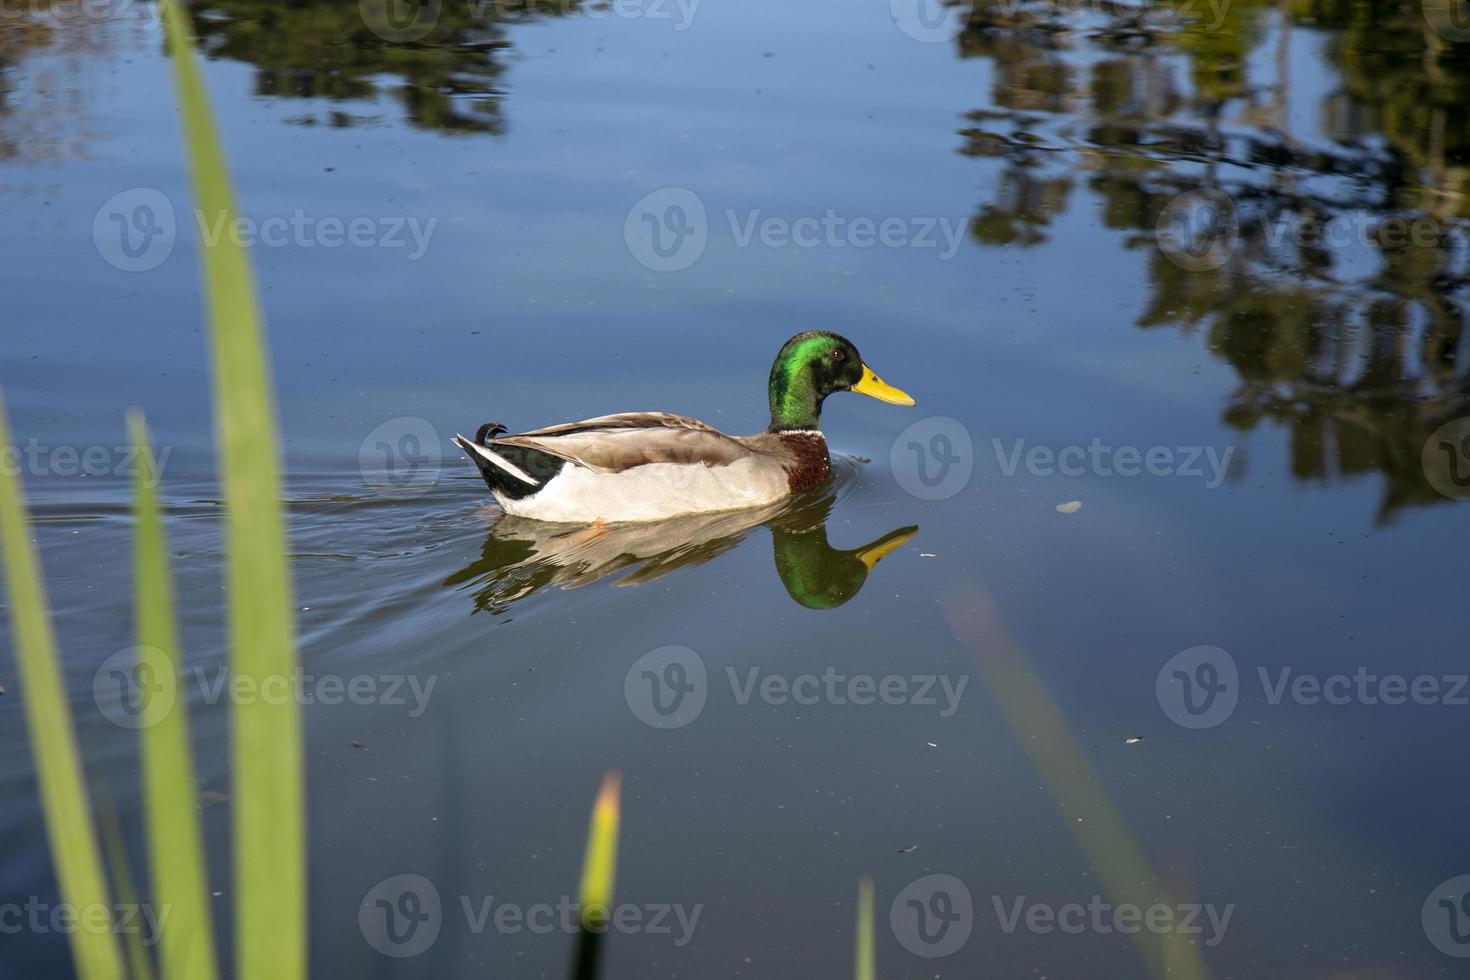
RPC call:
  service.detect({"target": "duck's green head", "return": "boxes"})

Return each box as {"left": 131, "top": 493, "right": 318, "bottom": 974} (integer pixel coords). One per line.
{"left": 767, "top": 331, "right": 915, "bottom": 432}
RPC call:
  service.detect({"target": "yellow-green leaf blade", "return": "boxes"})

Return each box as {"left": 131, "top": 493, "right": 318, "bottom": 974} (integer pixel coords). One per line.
{"left": 0, "top": 393, "right": 125, "bottom": 980}
{"left": 130, "top": 412, "right": 220, "bottom": 980}
{"left": 158, "top": 4, "right": 304, "bottom": 978}
{"left": 578, "top": 771, "right": 622, "bottom": 929}
{"left": 854, "top": 877, "right": 874, "bottom": 980}
{"left": 98, "top": 805, "right": 158, "bottom": 980}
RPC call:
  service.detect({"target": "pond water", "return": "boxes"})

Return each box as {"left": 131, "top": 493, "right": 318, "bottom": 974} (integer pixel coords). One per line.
{"left": 1, "top": 0, "right": 1468, "bottom": 976}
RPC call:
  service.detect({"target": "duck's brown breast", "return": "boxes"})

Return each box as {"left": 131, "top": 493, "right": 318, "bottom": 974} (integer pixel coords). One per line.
{"left": 778, "top": 432, "right": 831, "bottom": 493}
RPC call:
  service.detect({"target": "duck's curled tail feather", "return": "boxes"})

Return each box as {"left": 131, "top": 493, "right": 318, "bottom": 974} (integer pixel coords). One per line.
{"left": 453, "top": 424, "right": 565, "bottom": 501}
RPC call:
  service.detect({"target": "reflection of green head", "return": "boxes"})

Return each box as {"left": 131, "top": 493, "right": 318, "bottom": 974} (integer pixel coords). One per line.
{"left": 770, "top": 502, "right": 917, "bottom": 610}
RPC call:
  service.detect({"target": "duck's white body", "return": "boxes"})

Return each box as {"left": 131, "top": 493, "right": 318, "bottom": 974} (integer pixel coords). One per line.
{"left": 458, "top": 438, "right": 791, "bottom": 522}
{"left": 453, "top": 413, "right": 827, "bottom": 524}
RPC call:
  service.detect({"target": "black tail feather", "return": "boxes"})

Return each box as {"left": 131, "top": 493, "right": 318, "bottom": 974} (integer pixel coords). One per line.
{"left": 455, "top": 426, "right": 565, "bottom": 501}
{"left": 475, "top": 421, "right": 508, "bottom": 445}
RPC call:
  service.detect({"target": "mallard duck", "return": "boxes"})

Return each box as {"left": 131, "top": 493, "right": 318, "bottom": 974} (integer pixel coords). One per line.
{"left": 452, "top": 331, "right": 914, "bottom": 522}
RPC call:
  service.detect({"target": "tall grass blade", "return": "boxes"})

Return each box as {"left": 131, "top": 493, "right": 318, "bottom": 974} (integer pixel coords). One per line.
{"left": 98, "top": 804, "right": 157, "bottom": 980}
{"left": 854, "top": 877, "right": 874, "bottom": 980}
{"left": 158, "top": 3, "right": 303, "bottom": 978}
{"left": 130, "top": 412, "right": 220, "bottom": 980}
{"left": 0, "top": 393, "right": 125, "bottom": 980}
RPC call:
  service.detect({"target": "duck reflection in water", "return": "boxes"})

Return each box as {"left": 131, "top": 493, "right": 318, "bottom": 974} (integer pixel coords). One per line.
{"left": 443, "top": 481, "right": 916, "bottom": 614}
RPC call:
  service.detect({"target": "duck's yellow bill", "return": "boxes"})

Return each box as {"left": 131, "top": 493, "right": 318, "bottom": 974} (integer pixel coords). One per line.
{"left": 852, "top": 364, "right": 915, "bottom": 406}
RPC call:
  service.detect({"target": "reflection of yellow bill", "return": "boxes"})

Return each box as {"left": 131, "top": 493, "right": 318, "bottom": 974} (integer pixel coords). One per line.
{"left": 855, "top": 526, "right": 917, "bottom": 572}
{"left": 852, "top": 364, "right": 915, "bottom": 406}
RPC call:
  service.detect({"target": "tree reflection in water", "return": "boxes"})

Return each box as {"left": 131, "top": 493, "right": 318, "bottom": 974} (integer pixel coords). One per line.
{"left": 953, "top": 0, "right": 1470, "bottom": 521}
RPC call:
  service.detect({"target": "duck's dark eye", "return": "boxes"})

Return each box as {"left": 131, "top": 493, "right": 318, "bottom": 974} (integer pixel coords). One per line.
{"left": 830, "top": 349, "right": 845, "bottom": 363}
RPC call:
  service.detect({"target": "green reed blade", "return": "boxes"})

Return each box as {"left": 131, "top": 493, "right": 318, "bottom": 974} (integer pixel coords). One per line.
{"left": 854, "top": 877, "right": 874, "bottom": 980}
{"left": 98, "top": 804, "right": 158, "bottom": 980}
{"left": 158, "top": 3, "right": 304, "bottom": 978}
{"left": 0, "top": 393, "right": 124, "bottom": 980}
{"left": 129, "top": 412, "right": 220, "bottom": 980}
{"left": 578, "top": 771, "right": 622, "bottom": 929}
